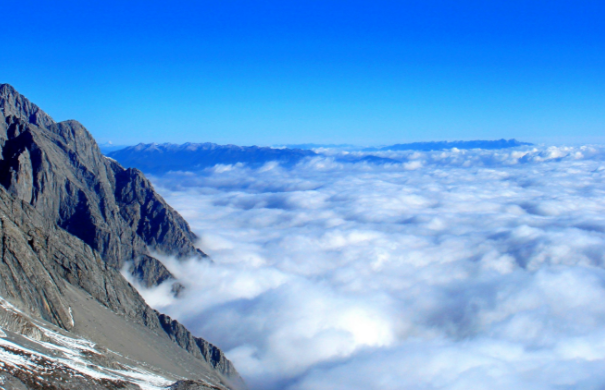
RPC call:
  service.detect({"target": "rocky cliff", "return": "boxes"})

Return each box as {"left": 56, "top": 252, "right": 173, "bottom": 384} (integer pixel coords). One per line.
{"left": 0, "top": 83, "right": 207, "bottom": 284}
{"left": 0, "top": 84, "right": 243, "bottom": 389}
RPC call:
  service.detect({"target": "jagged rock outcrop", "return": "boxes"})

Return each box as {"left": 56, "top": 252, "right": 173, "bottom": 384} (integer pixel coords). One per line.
{"left": 0, "top": 83, "right": 205, "bottom": 287}
{"left": 112, "top": 165, "right": 207, "bottom": 260}
{"left": 157, "top": 314, "right": 238, "bottom": 379}
{"left": 0, "top": 84, "right": 244, "bottom": 389}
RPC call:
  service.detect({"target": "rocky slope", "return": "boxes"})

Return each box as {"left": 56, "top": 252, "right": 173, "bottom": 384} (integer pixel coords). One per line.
{"left": 0, "top": 84, "right": 244, "bottom": 389}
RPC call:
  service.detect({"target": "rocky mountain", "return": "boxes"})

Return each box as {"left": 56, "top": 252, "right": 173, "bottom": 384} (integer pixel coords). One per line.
{"left": 107, "top": 142, "right": 316, "bottom": 174}
{"left": 0, "top": 84, "right": 208, "bottom": 285}
{"left": 0, "top": 84, "right": 244, "bottom": 389}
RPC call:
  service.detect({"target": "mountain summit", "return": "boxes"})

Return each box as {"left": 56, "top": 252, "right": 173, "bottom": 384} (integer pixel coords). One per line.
{"left": 0, "top": 84, "right": 244, "bottom": 389}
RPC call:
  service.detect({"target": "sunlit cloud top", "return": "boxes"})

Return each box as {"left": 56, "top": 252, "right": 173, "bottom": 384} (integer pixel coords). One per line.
{"left": 125, "top": 144, "right": 605, "bottom": 389}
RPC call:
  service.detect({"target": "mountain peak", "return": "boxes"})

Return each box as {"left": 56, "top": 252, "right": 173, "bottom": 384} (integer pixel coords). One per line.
{"left": 0, "top": 83, "right": 55, "bottom": 128}
{"left": 0, "top": 83, "right": 18, "bottom": 95}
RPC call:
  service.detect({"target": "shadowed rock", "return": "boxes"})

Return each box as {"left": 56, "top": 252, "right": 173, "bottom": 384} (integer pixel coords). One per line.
{"left": 0, "top": 83, "right": 207, "bottom": 287}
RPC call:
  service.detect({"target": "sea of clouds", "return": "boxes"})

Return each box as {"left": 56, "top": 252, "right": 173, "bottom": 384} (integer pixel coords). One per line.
{"left": 127, "top": 145, "right": 605, "bottom": 390}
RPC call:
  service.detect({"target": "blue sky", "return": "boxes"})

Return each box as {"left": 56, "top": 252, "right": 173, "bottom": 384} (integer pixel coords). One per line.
{"left": 1, "top": 0, "right": 604, "bottom": 146}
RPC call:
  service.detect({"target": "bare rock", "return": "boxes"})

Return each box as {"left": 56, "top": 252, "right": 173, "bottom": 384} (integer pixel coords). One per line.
{"left": 0, "top": 84, "right": 208, "bottom": 286}
{"left": 0, "top": 84, "right": 246, "bottom": 389}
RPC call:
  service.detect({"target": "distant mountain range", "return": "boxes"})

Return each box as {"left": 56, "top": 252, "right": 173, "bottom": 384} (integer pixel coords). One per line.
{"left": 365, "top": 139, "right": 532, "bottom": 152}
{"left": 108, "top": 139, "right": 532, "bottom": 174}
{"left": 98, "top": 142, "right": 129, "bottom": 154}
{"left": 271, "top": 140, "right": 532, "bottom": 152}
{"left": 108, "top": 142, "right": 317, "bottom": 173}
{"left": 273, "top": 143, "right": 357, "bottom": 150}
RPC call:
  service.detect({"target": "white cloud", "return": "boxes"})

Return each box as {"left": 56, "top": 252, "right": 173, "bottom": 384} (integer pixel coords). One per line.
{"left": 137, "top": 145, "right": 605, "bottom": 389}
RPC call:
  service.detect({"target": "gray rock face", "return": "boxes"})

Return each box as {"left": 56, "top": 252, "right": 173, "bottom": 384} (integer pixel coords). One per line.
{"left": 0, "top": 83, "right": 206, "bottom": 286}
{"left": 0, "top": 84, "right": 244, "bottom": 389}
{"left": 112, "top": 165, "right": 207, "bottom": 260}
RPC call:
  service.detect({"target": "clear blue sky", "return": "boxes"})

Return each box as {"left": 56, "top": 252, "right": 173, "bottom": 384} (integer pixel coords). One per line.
{"left": 2, "top": 0, "right": 604, "bottom": 146}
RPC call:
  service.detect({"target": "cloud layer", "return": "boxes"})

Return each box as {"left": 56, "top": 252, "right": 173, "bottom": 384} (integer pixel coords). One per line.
{"left": 133, "top": 145, "right": 605, "bottom": 389}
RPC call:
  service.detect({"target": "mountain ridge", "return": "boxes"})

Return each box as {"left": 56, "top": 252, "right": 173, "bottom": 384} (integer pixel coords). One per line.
{"left": 107, "top": 139, "right": 533, "bottom": 174}
{"left": 108, "top": 142, "right": 317, "bottom": 174}
{"left": 365, "top": 138, "right": 533, "bottom": 152}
